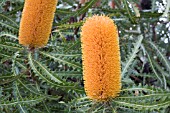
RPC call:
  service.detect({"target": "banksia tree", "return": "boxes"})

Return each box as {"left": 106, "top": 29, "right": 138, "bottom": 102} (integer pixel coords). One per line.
{"left": 19, "top": 0, "right": 58, "bottom": 48}
{"left": 81, "top": 15, "right": 121, "bottom": 101}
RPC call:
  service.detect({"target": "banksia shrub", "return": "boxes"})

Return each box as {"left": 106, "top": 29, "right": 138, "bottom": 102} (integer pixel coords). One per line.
{"left": 19, "top": 0, "right": 58, "bottom": 48}
{"left": 81, "top": 15, "right": 121, "bottom": 101}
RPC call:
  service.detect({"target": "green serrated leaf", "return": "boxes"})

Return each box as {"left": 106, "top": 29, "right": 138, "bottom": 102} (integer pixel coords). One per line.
{"left": 122, "top": 35, "right": 143, "bottom": 77}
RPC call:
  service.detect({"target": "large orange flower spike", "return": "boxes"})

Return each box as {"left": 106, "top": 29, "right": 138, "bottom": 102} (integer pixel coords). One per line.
{"left": 81, "top": 15, "right": 121, "bottom": 101}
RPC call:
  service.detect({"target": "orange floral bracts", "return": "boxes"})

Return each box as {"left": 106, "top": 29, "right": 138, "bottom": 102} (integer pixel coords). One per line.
{"left": 81, "top": 15, "right": 121, "bottom": 101}
{"left": 19, "top": 0, "right": 58, "bottom": 48}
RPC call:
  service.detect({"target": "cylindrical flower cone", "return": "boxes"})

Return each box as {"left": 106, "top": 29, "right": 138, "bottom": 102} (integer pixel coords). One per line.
{"left": 81, "top": 15, "right": 121, "bottom": 101}
{"left": 19, "top": 0, "right": 58, "bottom": 48}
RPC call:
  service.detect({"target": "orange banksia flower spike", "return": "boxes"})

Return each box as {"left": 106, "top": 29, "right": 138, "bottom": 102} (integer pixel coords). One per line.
{"left": 19, "top": 0, "right": 58, "bottom": 48}
{"left": 81, "top": 15, "right": 121, "bottom": 101}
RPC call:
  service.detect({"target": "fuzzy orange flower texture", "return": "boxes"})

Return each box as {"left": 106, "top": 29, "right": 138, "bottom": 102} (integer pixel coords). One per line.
{"left": 81, "top": 15, "right": 121, "bottom": 101}
{"left": 19, "top": 0, "right": 58, "bottom": 48}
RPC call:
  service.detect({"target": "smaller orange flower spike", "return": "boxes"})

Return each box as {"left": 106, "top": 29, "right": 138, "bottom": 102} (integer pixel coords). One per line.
{"left": 19, "top": 0, "right": 58, "bottom": 48}
{"left": 81, "top": 15, "right": 121, "bottom": 101}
